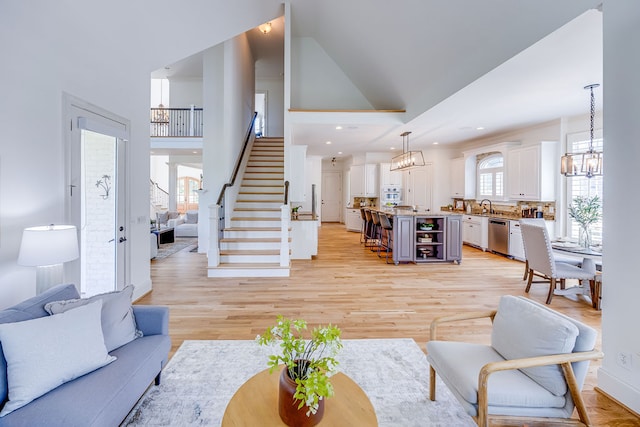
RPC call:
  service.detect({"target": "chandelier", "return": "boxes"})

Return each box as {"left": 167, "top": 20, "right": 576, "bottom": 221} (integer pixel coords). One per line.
{"left": 390, "top": 131, "right": 425, "bottom": 171}
{"left": 560, "top": 84, "right": 603, "bottom": 178}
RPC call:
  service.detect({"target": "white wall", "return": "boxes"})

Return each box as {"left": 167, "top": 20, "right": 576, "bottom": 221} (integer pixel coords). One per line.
{"left": 0, "top": 0, "right": 284, "bottom": 308}
{"left": 290, "top": 37, "right": 373, "bottom": 109}
{"left": 256, "top": 78, "right": 285, "bottom": 137}
{"left": 169, "top": 78, "right": 204, "bottom": 107}
{"left": 598, "top": 0, "right": 640, "bottom": 413}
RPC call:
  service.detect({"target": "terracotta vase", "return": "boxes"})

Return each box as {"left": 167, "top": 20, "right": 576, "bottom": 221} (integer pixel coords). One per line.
{"left": 278, "top": 365, "right": 324, "bottom": 427}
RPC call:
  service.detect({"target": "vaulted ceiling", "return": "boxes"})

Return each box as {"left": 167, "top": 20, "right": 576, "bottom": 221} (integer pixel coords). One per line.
{"left": 155, "top": 0, "right": 603, "bottom": 158}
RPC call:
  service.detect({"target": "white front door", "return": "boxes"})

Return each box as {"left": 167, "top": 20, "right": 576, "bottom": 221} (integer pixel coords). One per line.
{"left": 321, "top": 171, "right": 342, "bottom": 222}
{"left": 65, "top": 95, "right": 129, "bottom": 296}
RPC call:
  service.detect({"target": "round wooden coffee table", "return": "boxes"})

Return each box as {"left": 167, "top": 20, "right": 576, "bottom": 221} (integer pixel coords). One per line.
{"left": 222, "top": 367, "right": 378, "bottom": 426}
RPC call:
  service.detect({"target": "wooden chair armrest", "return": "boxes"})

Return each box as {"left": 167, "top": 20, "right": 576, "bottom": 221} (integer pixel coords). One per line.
{"left": 476, "top": 350, "right": 604, "bottom": 427}
{"left": 430, "top": 310, "right": 497, "bottom": 340}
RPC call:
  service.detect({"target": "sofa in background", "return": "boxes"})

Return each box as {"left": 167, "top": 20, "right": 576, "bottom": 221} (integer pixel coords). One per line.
{"left": 0, "top": 284, "right": 170, "bottom": 427}
{"left": 168, "top": 210, "right": 198, "bottom": 237}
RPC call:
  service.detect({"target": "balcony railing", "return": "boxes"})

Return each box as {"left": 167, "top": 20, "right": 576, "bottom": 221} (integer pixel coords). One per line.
{"left": 150, "top": 106, "right": 203, "bottom": 137}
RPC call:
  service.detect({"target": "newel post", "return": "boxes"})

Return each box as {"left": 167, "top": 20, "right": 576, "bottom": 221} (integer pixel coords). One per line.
{"left": 280, "top": 205, "right": 290, "bottom": 267}
{"left": 208, "top": 204, "right": 220, "bottom": 267}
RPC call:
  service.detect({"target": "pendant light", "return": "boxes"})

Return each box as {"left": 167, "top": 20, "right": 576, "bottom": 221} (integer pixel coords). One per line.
{"left": 560, "top": 84, "right": 603, "bottom": 178}
{"left": 390, "top": 131, "right": 425, "bottom": 171}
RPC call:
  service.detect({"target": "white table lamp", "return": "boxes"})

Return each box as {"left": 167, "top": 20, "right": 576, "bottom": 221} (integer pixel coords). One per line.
{"left": 18, "top": 225, "right": 79, "bottom": 294}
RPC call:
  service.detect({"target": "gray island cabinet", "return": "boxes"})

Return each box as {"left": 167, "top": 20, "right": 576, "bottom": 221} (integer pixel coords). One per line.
{"left": 391, "top": 211, "right": 462, "bottom": 265}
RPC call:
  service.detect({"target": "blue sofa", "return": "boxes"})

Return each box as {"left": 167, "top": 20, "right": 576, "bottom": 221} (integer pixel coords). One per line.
{"left": 0, "top": 284, "right": 171, "bottom": 426}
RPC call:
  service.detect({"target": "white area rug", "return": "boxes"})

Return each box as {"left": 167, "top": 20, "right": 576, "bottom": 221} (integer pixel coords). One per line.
{"left": 122, "top": 339, "right": 474, "bottom": 426}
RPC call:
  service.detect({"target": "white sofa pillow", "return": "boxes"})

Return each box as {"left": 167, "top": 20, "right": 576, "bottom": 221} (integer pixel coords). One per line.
{"left": 0, "top": 300, "right": 116, "bottom": 416}
{"left": 491, "top": 295, "right": 579, "bottom": 396}
{"left": 45, "top": 285, "right": 142, "bottom": 352}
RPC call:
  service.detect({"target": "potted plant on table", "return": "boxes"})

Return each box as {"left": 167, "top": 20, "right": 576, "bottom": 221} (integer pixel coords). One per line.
{"left": 291, "top": 205, "right": 302, "bottom": 220}
{"left": 568, "top": 195, "right": 602, "bottom": 248}
{"left": 257, "top": 316, "right": 342, "bottom": 427}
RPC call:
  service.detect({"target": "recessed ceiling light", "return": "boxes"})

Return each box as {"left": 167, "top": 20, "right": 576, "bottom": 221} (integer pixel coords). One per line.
{"left": 325, "top": 141, "right": 332, "bottom": 145}
{"left": 335, "top": 126, "right": 343, "bottom": 130}
{"left": 193, "top": 151, "right": 198, "bottom": 154}
{"left": 433, "top": 142, "right": 439, "bottom": 145}
{"left": 338, "top": 151, "right": 343, "bottom": 154}
{"left": 476, "top": 127, "right": 485, "bottom": 130}
{"left": 390, "top": 147, "right": 396, "bottom": 150}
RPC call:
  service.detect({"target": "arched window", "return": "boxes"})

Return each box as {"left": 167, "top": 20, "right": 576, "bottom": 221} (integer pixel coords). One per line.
{"left": 477, "top": 153, "right": 503, "bottom": 199}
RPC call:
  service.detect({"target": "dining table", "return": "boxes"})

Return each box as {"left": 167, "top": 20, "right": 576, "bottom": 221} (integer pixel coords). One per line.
{"left": 551, "top": 241, "right": 602, "bottom": 309}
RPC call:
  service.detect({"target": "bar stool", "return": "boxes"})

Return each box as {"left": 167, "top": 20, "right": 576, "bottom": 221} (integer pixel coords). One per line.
{"left": 378, "top": 212, "right": 393, "bottom": 263}
{"left": 370, "top": 210, "right": 382, "bottom": 252}
{"left": 359, "top": 208, "right": 367, "bottom": 244}
{"left": 363, "top": 209, "right": 375, "bottom": 248}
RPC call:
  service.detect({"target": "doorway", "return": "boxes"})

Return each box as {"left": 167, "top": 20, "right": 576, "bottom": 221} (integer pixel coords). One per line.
{"left": 65, "top": 95, "right": 129, "bottom": 297}
{"left": 321, "top": 171, "right": 342, "bottom": 222}
{"left": 255, "top": 91, "right": 267, "bottom": 137}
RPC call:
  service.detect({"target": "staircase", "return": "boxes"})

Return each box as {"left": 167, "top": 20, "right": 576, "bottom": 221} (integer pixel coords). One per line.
{"left": 209, "top": 137, "right": 290, "bottom": 277}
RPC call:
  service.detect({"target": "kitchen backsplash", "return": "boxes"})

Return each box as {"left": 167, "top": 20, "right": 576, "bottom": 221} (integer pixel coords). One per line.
{"left": 443, "top": 200, "right": 556, "bottom": 220}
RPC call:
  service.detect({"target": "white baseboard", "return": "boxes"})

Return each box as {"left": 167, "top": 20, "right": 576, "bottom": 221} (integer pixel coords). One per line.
{"left": 598, "top": 366, "right": 640, "bottom": 415}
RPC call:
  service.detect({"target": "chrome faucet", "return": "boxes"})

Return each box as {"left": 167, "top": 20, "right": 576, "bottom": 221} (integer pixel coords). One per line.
{"left": 480, "top": 199, "right": 493, "bottom": 215}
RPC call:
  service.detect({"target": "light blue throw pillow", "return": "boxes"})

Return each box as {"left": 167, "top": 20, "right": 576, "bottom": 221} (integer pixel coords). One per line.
{"left": 491, "top": 295, "right": 579, "bottom": 396}
{"left": 0, "top": 300, "right": 115, "bottom": 416}
{"left": 45, "top": 284, "right": 142, "bottom": 352}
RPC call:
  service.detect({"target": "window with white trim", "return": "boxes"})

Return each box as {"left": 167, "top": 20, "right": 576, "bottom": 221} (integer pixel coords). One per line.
{"left": 565, "top": 133, "right": 603, "bottom": 243}
{"left": 477, "top": 153, "right": 504, "bottom": 199}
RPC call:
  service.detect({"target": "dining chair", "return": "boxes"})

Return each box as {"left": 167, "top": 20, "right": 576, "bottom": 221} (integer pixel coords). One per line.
{"left": 520, "top": 223, "right": 596, "bottom": 304}
{"left": 519, "top": 219, "right": 581, "bottom": 282}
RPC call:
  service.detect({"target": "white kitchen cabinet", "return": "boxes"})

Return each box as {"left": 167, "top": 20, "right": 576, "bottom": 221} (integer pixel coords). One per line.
{"left": 379, "top": 162, "right": 403, "bottom": 187}
{"left": 507, "top": 142, "right": 557, "bottom": 201}
{"left": 403, "top": 164, "right": 433, "bottom": 211}
{"left": 462, "top": 215, "right": 488, "bottom": 250}
{"left": 345, "top": 208, "right": 362, "bottom": 232}
{"left": 350, "top": 164, "right": 378, "bottom": 197}
{"left": 450, "top": 157, "right": 476, "bottom": 199}
{"left": 450, "top": 157, "right": 465, "bottom": 198}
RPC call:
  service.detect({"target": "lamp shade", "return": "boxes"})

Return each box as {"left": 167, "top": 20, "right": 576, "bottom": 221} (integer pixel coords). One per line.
{"left": 18, "top": 225, "right": 79, "bottom": 267}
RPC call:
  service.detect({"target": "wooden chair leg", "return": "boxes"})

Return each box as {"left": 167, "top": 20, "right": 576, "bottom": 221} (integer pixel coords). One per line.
{"left": 429, "top": 365, "right": 436, "bottom": 401}
{"left": 561, "top": 361, "right": 592, "bottom": 426}
{"left": 546, "top": 278, "right": 556, "bottom": 304}
{"left": 523, "top": 260, "right": 529, "bottom": 281}
{"left": 525, "top": 270, "right": 534, "bottom": 293}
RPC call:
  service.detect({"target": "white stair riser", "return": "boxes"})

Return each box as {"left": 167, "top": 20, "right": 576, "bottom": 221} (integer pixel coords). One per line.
{"left": 221, "top": 241, "right": 281, "bottom": 250}
{"left": 242, "top": 180, "right": 283, "bottom": 187}
{"left": 208, "top": 268, "right": 289, "bottom": 278}
{"left": 244, "top": 173, "right": 284, "bottom": 179}
{"left": 237, "top": 194, "right": 284, "bottom": 202}
{"left": 224, "top": 230, "right": 282, "bottom": 239}
{"left": 236, "top": 202, "right": 283, "bottom": 210}
{"left": 231, "top": 220, "right": 281, "bottom": 228}
{"left": 233, "top": 211, "right": 280, "bottom": 218}
{"left": 220, "top": 254, "right": 280, "bottom": 263}
{"left": 245, "top": 167, "right": 284, "bottom": 173}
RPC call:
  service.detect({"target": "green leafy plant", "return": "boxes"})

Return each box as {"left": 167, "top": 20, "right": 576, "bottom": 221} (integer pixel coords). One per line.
{"left": 257, "top": 316, "right": 342, "bottom": 416}
{"left": 568, "top": 195, "right": 602, "bottom": 227}
{"left": 291, "top": 205, "right": 302, "bottom": 213}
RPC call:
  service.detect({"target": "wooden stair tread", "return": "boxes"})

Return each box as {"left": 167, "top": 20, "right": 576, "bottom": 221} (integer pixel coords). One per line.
{"left": 220, "top": 249, "right": 280, "bottom": 255}
{"left": 234, "top": 208, "right": 280, "bottom": 211}
{"left": 236, "top": 199, "right": 283, "bottom": 203}
{"left": 213, "top": 263, "right": 288, "bottom": 269}
{"left": 221, "top": 237, "right": 290, "bottom": 243}
{"left": 224, "top": 227, "right": 282, "bottom": 231}
{"left": 231, "top": 217, "right": 281, "bottom": 221}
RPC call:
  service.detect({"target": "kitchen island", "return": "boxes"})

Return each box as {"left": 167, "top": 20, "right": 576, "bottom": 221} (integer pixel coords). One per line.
{"left": 376, "top": 208, "right": 462, "bottom": 265}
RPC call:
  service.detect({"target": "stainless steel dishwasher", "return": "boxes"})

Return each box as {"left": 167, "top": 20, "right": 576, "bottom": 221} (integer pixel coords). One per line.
{"left": 488, "top": 218, "right": 509, "bottom": 255}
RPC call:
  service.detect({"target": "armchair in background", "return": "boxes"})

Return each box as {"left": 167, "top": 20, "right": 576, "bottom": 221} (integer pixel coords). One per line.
{"left": 168, "top": 210, "right": 198, "bottom": 237}
{"left": 155, "top": 211, "right": 180, "bottom": 230}
{"left": 426, "top": 295, "right": 603, "bottom": 427}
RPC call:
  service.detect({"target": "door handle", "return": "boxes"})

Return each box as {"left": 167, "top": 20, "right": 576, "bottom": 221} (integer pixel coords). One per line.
{"left": 119, "top": 237, "right": 127, "bottom": 243}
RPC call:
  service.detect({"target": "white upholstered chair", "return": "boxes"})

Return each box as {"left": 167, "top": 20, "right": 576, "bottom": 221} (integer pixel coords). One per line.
{"left": 520, "top": 222, "right": 596, "bottom": 304}
{"left": 519, "top": 218, "right": 581, "bottom": 282}
{"left": 427, "top": 295, "right": 603, "bottom": 427}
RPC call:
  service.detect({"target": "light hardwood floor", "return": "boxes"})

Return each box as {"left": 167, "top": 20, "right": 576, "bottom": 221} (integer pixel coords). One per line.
{"left": 142, "top": 223, "right": 639, "bottom": 426}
